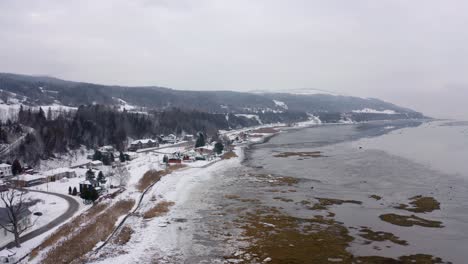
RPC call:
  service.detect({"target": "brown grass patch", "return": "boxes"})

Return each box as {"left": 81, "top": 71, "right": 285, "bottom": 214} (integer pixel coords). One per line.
{"left": 222, "top": 151, "right": 238, "bottom": 159}
{"left": 273, "top": 197, "right": 294, "bottom": 203}
{"left": 41, "top": 199, "right": 135, "bottom": 264}
{"left": 225, "top": 194, "right": 241, "bottom": 199}
{"left": 379, "top": 213, "right": 443, "bottom": 228}
{"left": 359, "top": 227, "right": 408, "bottom": 245}
{"left": 30, "top": 203, "right": 109, "bottom": 259}
{"left": 226, "top": 206, "right": 448, "bottom": 263}
{"left": 355, "top": 254, "right": 447, "bottom": 263}
{"left": 136, "top": 165, "right": 186, "bottom": 192}
{"left": 276, "top": 176, "right": 299, "bottom": 186}
{"left": 309, "top": 197, "right": 362, "bottom": 210}
{"left": 273, "top": 151, "right": 323, "bottom": 158}
{"left": 227, "top": 207, "right": 355, "bottom": 263}
{"left": 395, "top": 195, "right": 440, "bottom": 213}
{"left": 112, "top": 226, "right": 134, "bottom": 245}
{"left": 369, "top": 195, "right": 382, "bottom": 201}
{"left": 251, "top": 127, "right": 278, "bottom": 134}
{"left": 143, "top": 201, "right": 175, "bottom": 219}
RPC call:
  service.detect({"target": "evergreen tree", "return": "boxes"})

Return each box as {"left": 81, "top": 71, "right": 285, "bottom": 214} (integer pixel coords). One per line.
{"left": 163, "top": 155, "right": 169, "bottom": 163}
{"left": 109, "top": 153, "right": 115, "bottom": 162}
{"left": 93, "top": 149, "right": 102, "bottom": 161}
{"left": 214, "top": 142, "right": 224, "bottom": 154}
{"left": 102, "top": 155, "right": 110, "bottom": 166}
{"left": 47, "top": 107, "right": 52, "bottom": 120}
{"left": 86, "top": 169, "right": 95, "bottom": 180}
{"left": 119, "top": 151, "right": 125, "bottom": 162}
{"left": 89, "top": 188, "right": 99, "bottom": 202}
{"left": 12, "top": 159, "right": 22, "bottom": 175}
{"left": 72, "top": 187, "right": 78, "bottom": 196}
{"left": 97, "top": 171, "right": 106, "bottom": 184}
{"left": 195, "top": 132, "right": 206, "bottom": 148}
{"left": 68, "top": 186, "right": 72, "bottom": 195}
{"left": 80, "top": 186, "right": 89, "bottom": 200}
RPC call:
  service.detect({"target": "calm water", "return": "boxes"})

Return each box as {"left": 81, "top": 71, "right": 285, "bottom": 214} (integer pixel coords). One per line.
{"left": 165, "top": 120, "right": 468, "bottom": 263}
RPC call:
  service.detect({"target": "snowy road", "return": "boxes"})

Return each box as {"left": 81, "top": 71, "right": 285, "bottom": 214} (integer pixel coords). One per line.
{"left": 0, "top": 189, "right": 80, "bottom": 250}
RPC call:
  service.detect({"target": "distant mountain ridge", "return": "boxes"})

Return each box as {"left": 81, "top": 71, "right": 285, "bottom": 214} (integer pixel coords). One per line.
{"left": 0, "top": 72, "right": 424, "bottom": 122}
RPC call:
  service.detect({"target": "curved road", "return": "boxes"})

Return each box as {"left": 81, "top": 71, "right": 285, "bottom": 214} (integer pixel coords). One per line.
{"left": 0, "top": 189, "right": 80, "bottom": 250}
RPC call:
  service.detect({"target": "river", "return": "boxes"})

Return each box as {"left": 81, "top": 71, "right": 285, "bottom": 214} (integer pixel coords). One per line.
{"left": 163, "top": 120, "right": 468, "bottom": 264}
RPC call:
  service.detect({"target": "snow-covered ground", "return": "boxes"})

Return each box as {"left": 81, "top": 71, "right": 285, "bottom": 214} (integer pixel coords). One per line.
{"left": 352, "top": 108, "right": 397, "bottom": 114}
{"left": 89, "top": 147, "right": 245, "bottom": 264}
{"left": 234, "top": 114, "right": 263, "bottom": 124}
{"left": 38, "top": 147, "right": 90, "bottom": 171}
{"left": 272, "top": 100, "right": 288, "bottom": 109}
{"left": 0, "top": 103, "right": 78, "bottom": 122}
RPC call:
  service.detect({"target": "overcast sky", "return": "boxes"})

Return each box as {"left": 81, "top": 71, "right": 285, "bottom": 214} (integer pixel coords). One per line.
{"left": 0, "top": 1, "right": 467, "bottom": 119}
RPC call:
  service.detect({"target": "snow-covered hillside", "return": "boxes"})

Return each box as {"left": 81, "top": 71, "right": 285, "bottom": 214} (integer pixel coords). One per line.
{"left": 352, "top": 108, "right": 397, "bottom": 114}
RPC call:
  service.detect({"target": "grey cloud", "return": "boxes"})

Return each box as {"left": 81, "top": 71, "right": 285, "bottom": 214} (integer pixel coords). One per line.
{"left": 0, "top": 0, "right": 467, "bottom": 119}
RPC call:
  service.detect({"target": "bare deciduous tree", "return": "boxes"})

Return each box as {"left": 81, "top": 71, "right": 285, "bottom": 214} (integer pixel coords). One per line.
{"left": 0, "top": 188, "right": 38, "bottom": 247}
{"left": 113, "top": 162, "right": 130, "bottom": 187}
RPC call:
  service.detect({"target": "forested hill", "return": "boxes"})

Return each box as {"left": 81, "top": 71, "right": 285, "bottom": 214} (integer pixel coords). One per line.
{"left": 0, "top": 72, "right": 427, "bottom": 166}
{"left": 0, "top": 72, "right": 423, "bottom": 119}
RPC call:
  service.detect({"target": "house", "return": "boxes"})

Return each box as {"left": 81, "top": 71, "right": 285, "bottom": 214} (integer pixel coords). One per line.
{"left": 161, "top": 134, "right": 177, "bottom": 144}
{"left": 99, "top": 145, "right": 114, "bottom": 153}
{"left": 167, "top": 158, "right": 182, "bottom": 164}
{"left": 43, "top": 168, "right": 77, "bottom": 182}
{"left": 89, "top": 160, "right": 103, "bottom": 169}
{"left": 99, "top": 146, "right": 115, "bottom": 160}
{"left": 128, "top": 139, "right": 158, "bottom": 151}
{"left": 8, "top": 174, "right": 46, "bottom": 187}
{"left": 184, "top": 134, "right": 194, "bottom": 141}
{"left": 79, "top": 179, "right": 99, "bottom": 193}
{"left": 196, "top": 146, "right": 214, "bottom": 155}
{"left": 79, "top": 178, "right": 105, "bottom": 195}
{"left": 0, "top": 164, "right": 12, "bottom": 179}
{"left": 124, "top": 152, "right": 138, "bottom": 161}
{"left": 0, "top": 207, "right": 32, "bottom": 248}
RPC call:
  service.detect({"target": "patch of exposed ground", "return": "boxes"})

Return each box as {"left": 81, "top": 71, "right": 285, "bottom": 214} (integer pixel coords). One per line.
{"left": 251, "top": 127, "right": 279, "bottom": 133}
{"left": 273, "top": 197, "right": 294, "bottom": 203}
{"left": 137, "top": 165, "right": 186, "bottom": 192}
{"left": 40, "top": 199, "right": 135, "bottom": 264}
{"left": 309, "top": 197, "right": 362, "bottom": 210}
{"left": 30, "top": 203, "right": 109, "bottom": 259}
{"left": 222, "top": 151, "right": 238, "bottom": 159}
{"left": 354, "top": 254, "right": 448, "bottom": 263}
{"left": 112, "top": 225, "right": 134, "bottom": 246}
{"left": 369, "top": 195, "right": 382, "bottom": 201}
{"left": 252, "top": 173, "right": 299, "bottom": 186}
{"left": 358, "top": 227, "right": 408, "bottom": 246}
{"left": 143, "top": 200, "right": 175, "bottom": 219}
{"left": 379, "top": 213, "right": 443, "bottom": 228}
{"left": 225, "top": 206, "right": 448, "bottom": 264}
{"left": 227, "top": 207, "right": 354, "bottom": 263}
{"left": 273, "top": 151, "right": 324, "bottom": 158}
{"left": 395, "top": 195, "right": 440, "bottom": 213}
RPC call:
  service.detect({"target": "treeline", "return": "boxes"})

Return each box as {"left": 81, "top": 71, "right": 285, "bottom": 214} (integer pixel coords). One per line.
{"left": 4, "top": 105, "right": 282, "bottom": 165}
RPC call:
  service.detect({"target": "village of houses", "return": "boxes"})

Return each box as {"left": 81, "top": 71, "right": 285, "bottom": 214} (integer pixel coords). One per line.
{"left": 0, "top": 126, "right": 278, "bottom": 263}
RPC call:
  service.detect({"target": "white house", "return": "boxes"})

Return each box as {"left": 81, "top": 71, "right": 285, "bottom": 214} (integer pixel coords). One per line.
{"left": 161, "top": 134, "right": 177, "bottom": 144}
{"left": 43, "top": 168, "right": 77, "bottom": 182}
{"left": 89, "top": 160, "right": 103, "bottom": 169}
{"left": 0, "top": 164, "right": 12, "bottom": 179}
